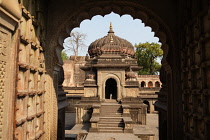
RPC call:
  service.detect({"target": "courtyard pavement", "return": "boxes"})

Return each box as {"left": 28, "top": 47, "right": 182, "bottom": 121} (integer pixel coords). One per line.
{"left": 146, "top": 113, "right": 159, "bottom": 140}
{"left": 65, "top": 113, "right": 159, "bottom": 140}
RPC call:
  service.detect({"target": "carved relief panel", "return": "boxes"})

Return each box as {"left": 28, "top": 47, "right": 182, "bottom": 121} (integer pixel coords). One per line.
{"left": 84, "top": 88, "right": 97, "bottom": 97}
{"left": 182, "top": 4, "right": 210, "bottom": 139}
{"left": 15, "top": 0, "right": 47, "bottom": 139}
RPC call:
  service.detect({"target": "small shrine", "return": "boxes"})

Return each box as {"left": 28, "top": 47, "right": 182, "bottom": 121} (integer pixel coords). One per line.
{"left": 75, "top": 23, "right": 148, "bottom": 135}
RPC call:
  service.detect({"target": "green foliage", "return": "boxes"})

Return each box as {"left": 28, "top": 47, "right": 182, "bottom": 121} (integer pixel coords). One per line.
{"left": 61, "top": 51, "right": 69, "bottom": 60}
{"left": 135, "top": 42, "right": 163, "bottom": 75}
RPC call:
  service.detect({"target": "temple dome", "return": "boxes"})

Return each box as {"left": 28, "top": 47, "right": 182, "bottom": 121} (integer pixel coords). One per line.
{"left": 88, "top": 23, "right": 135, "bottom": 58}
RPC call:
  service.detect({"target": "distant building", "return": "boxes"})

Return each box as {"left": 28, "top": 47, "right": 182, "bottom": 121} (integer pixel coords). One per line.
{"left": 137, "top": 75, "right": 161, "bottom": 113}
{"left": 63, "top": 60, "right": 161, "bottom": 114}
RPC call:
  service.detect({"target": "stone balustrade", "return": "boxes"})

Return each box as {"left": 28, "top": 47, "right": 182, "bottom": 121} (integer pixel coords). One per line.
{"left": 92, "top": 104, "right": 101, "bottom": 116}
{"left": 123, "top": 117, "right": 133, "bottom": 133}
{"left": 89, "top": 117, "right": 99, "bottom": 132}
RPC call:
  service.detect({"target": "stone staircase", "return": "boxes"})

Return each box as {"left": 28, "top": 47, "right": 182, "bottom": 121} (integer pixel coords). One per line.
{"left": 98, "top": 103, "right": 124, "bottom": 133}
{"left": 90, "top": 100, "right": 134, "bottom": 133}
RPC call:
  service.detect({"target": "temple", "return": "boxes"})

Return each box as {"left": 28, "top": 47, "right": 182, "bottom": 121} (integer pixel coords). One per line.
{"left": 74, "top": 23, "right": 150, "bottom": 138}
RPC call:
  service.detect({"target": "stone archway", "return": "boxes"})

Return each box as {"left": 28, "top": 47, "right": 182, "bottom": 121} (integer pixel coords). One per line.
{"left": 105, "top": 78, "right": 117, "bottom": 99}
{"left": 49, "top": 1, "right": 173, "bottom": 74}
{"left": 2, "top": 0, "right": 210, "bottom": 139}
{"left": 47, "top": 1, "right": 175, "bottom": 139}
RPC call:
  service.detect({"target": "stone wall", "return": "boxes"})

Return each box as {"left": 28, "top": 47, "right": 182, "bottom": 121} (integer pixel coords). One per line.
{"left": 0, "top": 1, "right": 68, "bottom": 139}
{"left": 63, "top": 56, "right": 86, "bottom": 87}
{"left": 137, "top": 75, "right": 161, "bottom": 88}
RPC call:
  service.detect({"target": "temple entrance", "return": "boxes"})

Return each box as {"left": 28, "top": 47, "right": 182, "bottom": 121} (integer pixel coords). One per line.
{"left": 105, "top": 78, "right": 117, "bottom": 99}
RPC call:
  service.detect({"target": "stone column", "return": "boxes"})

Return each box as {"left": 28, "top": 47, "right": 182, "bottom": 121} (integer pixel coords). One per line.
{"left": 149, "top": 101, "right": 154, "bottom": 113}
{"left": 98, "top": 85, "right": 102, "bottom": 99}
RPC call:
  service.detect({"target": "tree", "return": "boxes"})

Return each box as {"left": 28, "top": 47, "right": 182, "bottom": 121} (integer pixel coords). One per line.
{"left": 61, "top": 51, "right": 68, "bottom": 60}
{"left": 64, "top": 31, "right": 87, "bottom": 57}
{"left": 135, "top": 42, "right": 163, "bottom": 75}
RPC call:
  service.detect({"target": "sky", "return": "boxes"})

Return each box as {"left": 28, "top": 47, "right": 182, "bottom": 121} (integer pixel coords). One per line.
{"left": 63, "top": 12, "right": 160, "bottom": 56}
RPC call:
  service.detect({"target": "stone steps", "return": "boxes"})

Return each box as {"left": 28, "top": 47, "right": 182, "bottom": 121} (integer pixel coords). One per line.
{"left": 100, "top": 114, "right": 122, "bottom": 117}
{"left": 98, "top": 129, "right": 124, "bottom": 133}
{"left": 99, "top": 117, "right": 123, "bottom": 122}
{"left": 98, "top": 122, "right": 124, "bottom": 127}
{"left": 90, "top": 102, "right": 134, "bottom": 133}
{"left": 97, "top": 103, "right": 125, "bottom": 133}
{"left": 100, "top": 113, "right": 122, "bottom": 117}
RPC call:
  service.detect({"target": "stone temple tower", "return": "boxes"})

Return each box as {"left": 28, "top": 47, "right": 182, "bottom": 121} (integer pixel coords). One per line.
{"left": 75, "top": 23, "right": 147, "bottom": 134}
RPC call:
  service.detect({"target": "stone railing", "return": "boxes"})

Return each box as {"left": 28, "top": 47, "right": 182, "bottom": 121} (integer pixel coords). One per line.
{"left": 92, "top": 104, "right": 100, "bottom": 116}
{"left": 122, "top": 105, "right": 131, "bottom": 117}
{"left": 89, "top": 117, "right": 99, "bottom": 132}
{"left": 123, "top": 117, "right": 133, "bottom": 133}
{"left": 89, "top": 104, "right": 101, "bottom": 132}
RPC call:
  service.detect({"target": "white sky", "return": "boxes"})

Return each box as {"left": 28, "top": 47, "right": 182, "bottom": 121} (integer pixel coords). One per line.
{"left": 63, "top": 12, "right": 160, "bottom": 56}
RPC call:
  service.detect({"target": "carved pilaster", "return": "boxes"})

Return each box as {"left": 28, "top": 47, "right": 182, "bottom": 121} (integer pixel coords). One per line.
{"left": 0, "top": 1, "right": 21, "bottom": 138}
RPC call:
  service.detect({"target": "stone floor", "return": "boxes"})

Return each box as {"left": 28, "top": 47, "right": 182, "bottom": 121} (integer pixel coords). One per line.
{"left": 65, "top": 113, "right": 76, "bottom": 130}
{"left": 65, "top": 113, "right": 159, "bottom": 140}
{"left": 146, "top": 114, "right": 159, "bottom": 140}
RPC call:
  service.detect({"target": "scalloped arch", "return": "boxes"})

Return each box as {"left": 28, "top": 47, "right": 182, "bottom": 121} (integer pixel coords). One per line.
{"left": 54, "top": 1, "right": 172, "bottom": 72}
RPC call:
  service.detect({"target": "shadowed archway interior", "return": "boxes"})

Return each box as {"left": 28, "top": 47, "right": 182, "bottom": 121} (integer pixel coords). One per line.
{"left": 105, "top": 78, "right": 117, "bottom": 99}
{"left": 141, "top": 81, "right": 146, "bottom": 87}
{"left": 143, "top": 100, "right": 150, "bottom": 113}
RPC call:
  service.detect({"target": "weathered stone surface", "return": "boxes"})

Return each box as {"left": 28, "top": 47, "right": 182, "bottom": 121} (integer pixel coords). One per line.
{"left": 1, "top": 0, "right": 210, "bottom": 140}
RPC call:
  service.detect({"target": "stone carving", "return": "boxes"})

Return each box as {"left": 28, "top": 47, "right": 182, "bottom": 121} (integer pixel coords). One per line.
{"left": 127, "top": 89, "right": 136, "bottom": 97}
{"left": 0, "top": 61, "right": 6, "bottom": 137}
{"left": 91, "top": 123, "right": 97, "bottom": 128}
{"left": 85, "top": 89, "right": 96, "bottom": 97}
{"left": 0, "top": 31, "right": 7, "bottom": 56}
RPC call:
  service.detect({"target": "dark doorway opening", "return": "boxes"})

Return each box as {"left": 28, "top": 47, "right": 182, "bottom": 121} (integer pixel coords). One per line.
{"left": 154, "top": 101, "right": 158, "bottom": 111}
{"left": 105, "top": 78, "right": 117, "bottom": 99}
{"left": 141, "top": 81, "right": 146, "bottom": 87}
{"left": 143, "top": 100, "right": 150, "bottom": 113}
{"left": 155, "top": 81, "right": 160, "bottom": 87}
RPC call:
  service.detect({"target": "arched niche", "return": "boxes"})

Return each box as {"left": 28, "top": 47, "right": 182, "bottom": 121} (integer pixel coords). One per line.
{"left": 105, "top": 78, "right": 117, "bottom": 99}
{"left": 155, "top": 81, "right": 161, "bottom": 87}
{"left": 141, "top": 81, "right": 146, "bottom": 87}
{"left": 102, "top": 74, "right": 121, "bottom": 100}
{"left": 148, "top": 81, "right": 153, "bottom": 87}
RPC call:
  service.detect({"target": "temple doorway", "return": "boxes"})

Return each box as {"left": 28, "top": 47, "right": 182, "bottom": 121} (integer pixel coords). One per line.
{"left": 105, "top": 78, "right": 117, "bottom": 99}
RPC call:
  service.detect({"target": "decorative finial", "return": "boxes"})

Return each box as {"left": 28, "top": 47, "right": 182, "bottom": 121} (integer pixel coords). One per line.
{"left": 108, "top": 22, "right": 114, "bottom": 33}
{"left": 110, "top": 22, "right": 113, "bottom": 30}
